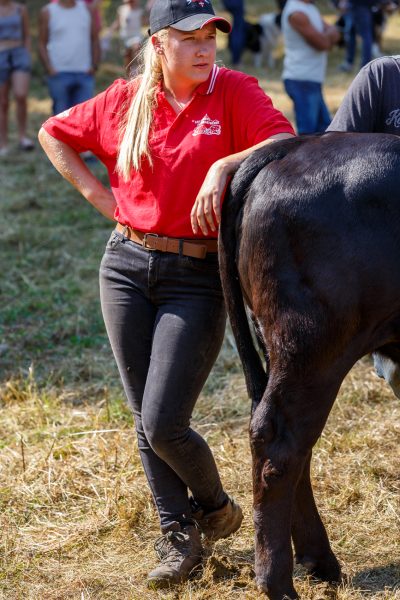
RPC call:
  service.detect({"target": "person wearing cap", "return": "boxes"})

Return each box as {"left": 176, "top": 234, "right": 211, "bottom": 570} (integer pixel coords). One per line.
{"left": 38, "top": 0, "right": 294, "bottom": 588}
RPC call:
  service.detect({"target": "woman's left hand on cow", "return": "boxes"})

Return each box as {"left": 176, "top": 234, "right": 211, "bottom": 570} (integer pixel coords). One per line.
{"left": 190, "top": 133, "right": 294, "bottom": 236}
{"left": 190, "top": 159, "right": 230, "bottom": 235}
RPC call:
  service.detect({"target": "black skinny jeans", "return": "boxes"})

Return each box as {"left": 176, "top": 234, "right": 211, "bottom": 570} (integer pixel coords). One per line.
{"left": 99, "top": 230, "right": 228, "bottom": 530}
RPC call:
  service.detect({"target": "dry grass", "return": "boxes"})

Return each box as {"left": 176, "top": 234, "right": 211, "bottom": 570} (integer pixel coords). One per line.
{"left": 0, "top": 362, "right": 399, "bottom": 599}
{"left": 1, "top": 1, "right": 400, "bottom": 598}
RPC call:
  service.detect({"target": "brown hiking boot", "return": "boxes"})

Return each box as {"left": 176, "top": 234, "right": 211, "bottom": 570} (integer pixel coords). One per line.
{"left": 191, "top": 496, "right": 243, "bottom": 541}
{"left": 147, "top": 522, "right": 203, "bottom": 589}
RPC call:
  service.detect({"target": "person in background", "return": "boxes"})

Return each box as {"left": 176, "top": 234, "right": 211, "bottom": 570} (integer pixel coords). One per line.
{"left": 335, "top": 0, "right": 356, "bottom": 71}
{"left": 48, "top": 0, "right": 103, "bottom": 62}
{"left": 344, "top": 0, "right": 375, "bottom": 70}
{"left": 222, "top": 0, "right": 246, "bottom": 66}
{"left": 38, "top": 0, "right": 100, "bottom": 115}
{"left": 85, "top": 0, "right": 102, "bottom": 33}
{"left": 327, "top": 54, "right": 400, "bottom": 397}
{"left": 328, "top": 55, "right": 400, "bottom": 132}
{"left": 50, "top": 0, "right": 103, "bottom": 30}
{"left": 282, "top": 0, "right": 340, "bottom": 134}
{"left": 145, "top": 0, "right": 155, "bottom": 12}
{"left": 0, "top": 0, "right": 34, "bottom": 155}
{"left": 337, "top": 0, "right": 373, "bottom": 71}
{"left": 38, "top": 0, "right": 294, "bottom": 588}
{"left": 338, "top": 0, "right": 397, "bottom": 72}
{"left": 110, "top": 0, "right": 143, "bottom": 73}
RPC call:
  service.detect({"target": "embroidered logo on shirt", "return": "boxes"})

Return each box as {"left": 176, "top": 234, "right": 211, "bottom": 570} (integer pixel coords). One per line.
{"left": 192, "top": 114, "right": 221, "bottom": 136}
{"left": 186, "top": 0, "right": 210, "bottom": 7}
{"left": 385, "top": 109, "right": 400, "bottom": 128}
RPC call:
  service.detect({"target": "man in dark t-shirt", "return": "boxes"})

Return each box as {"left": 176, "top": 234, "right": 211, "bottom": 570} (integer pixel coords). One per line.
{"left": 327, "top": 54, "right": 400, "bottom": 397}
{"left": 327, "top": 55, "right": 400, "bottom": 134}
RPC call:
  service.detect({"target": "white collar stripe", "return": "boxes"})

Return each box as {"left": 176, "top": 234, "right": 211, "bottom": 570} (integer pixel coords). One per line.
{"left": 210, "top": 65, "right": 218, "bottom": 93}
{"left": 206, "top": 65, "right": 219, "bottom": 95}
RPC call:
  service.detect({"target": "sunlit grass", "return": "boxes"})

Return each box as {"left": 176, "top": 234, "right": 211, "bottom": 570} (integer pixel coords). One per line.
{"left": 1, "top": 1, "right": 399, "bottom": 598}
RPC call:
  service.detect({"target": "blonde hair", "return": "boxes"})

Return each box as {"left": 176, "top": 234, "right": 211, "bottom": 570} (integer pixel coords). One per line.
{"left": 117, "top": 30, "right": 168, "bottom": 180}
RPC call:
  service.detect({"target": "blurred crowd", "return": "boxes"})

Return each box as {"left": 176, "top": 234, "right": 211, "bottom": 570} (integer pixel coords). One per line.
{"left": 0, "top": 0, "right": 398, "bottom": 156}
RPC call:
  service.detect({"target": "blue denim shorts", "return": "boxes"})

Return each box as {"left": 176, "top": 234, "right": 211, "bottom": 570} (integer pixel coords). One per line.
{"left": 0, "top": 46, "right": 31, "bottom": 83}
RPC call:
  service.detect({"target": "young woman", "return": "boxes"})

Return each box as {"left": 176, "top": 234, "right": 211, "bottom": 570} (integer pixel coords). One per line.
{"left": 38, "top": 0, "right": 294, "bottom": 589}
{"left": 0, "top": 0, "right": 33, "bottom": 155}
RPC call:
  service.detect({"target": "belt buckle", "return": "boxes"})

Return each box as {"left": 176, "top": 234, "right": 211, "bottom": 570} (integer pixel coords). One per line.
{"left": 143, "top": 233, "right": 158, "bottom": 250}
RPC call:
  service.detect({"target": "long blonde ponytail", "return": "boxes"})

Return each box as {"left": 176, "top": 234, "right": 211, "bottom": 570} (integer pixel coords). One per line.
{"left": 117, "top": 31, "right": 167, "bottom": 180}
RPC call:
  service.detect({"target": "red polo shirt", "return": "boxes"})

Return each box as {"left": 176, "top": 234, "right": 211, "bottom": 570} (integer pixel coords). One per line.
{"left": 42, "top": 66, "right": 294, "bottom": 238}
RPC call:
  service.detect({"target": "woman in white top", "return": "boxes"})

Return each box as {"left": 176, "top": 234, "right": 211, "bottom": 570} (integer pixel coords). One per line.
{"left": 0, "top": 0, "right": 34, "bottom": 154}
{"left": 111, "top": 0, "right": 143, "bottom": 72}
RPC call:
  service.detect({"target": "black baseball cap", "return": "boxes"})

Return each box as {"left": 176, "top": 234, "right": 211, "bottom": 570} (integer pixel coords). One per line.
{"left": 149, "top": 0, "right": 232, "bottom": 36}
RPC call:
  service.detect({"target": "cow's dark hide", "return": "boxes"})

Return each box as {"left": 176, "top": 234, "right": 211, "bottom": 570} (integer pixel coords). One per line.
{"left": 218, "top": 132, "right": 400, "bottom": 600}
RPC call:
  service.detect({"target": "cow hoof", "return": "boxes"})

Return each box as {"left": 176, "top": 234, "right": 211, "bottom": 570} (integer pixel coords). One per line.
{"left": 296, "top": 553, "right": 341, "bottom": 583}
{"left": 255, "top": 577, "right": 299, "bottom": 599}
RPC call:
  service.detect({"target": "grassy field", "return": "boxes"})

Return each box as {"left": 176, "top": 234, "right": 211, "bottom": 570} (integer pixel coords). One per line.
{"left": 0, "top": 1, "right": 400, "bottom": 598}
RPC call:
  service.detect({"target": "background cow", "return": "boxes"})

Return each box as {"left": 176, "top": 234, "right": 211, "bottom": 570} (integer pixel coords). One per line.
{"left": 219, "top": 132, "right": 400, "bottom": 600}
{"left": 244, "top": 14, "right": 282, "bottom": 69}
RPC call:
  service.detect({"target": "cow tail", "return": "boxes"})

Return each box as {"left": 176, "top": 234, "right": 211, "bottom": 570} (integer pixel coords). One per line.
{"left": 219, "top": 195, "right": 267, "bottom": 411}
{"left": 219, "top": 141, "right": 297, "bottom": 411}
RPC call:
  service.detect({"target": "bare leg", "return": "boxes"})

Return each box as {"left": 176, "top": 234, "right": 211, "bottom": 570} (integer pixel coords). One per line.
{"left": 0, "top": 80, "right": 10, "bottom": 151}
{"left": 11, "top": 70, "right": 32, "bottom": 145}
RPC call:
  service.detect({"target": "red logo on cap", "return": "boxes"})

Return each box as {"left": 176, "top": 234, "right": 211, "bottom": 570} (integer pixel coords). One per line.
{"left": 186, "top": 0, "right": 210, "bottom": 7}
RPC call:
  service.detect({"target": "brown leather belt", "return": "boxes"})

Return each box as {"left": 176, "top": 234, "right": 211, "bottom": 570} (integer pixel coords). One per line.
{"left": 115, "top": 223, "right": 218, "bottom": 259}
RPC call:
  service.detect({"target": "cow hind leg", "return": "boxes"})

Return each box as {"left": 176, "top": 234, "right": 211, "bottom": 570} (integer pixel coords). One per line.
{"left": 292, "top": 452, "right": 341, "bottom": 582}
{"left": 251, "top": 371, "right": 344, "bottom": 600}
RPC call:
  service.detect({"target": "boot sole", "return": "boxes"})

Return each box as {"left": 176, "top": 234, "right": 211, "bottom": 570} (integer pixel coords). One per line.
{"left": 147, "top": 560, "right": 203, "bottom": 589}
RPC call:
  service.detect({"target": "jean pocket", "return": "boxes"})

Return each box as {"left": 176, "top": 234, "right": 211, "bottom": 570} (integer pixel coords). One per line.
{"left": 105, "top": 231, "right": 124, "bottom": 251}
{"left": 181, "top": 253, "right": 220, "bottom": 274}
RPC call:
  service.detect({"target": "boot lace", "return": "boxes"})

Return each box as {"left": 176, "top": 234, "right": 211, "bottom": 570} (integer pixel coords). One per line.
{"left": 154, "top": 531, "right": 189, "bottom": 563}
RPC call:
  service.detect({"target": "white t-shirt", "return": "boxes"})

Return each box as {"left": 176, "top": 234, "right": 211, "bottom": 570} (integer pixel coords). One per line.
{"left": 118, "top": 5, "right": 143, "bottom": 46}
{"left": 47, "top": 1, "right": 92, "bottom": 72}
{"left": 282, "top": 0, "right": 327, "bottom": 83}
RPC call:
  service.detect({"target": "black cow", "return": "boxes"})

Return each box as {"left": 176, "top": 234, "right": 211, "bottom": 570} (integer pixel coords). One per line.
{"left": 218, "top": 132, "right": 400, "bottom": 600}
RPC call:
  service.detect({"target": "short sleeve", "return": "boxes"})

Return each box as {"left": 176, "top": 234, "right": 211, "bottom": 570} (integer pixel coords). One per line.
{"left": 229, "top": 74, "right": 295, "bottom": 150}
{"left": 41, "top": 78, "right": 129, "bottom": 157}
{"left": 327, "top": 63, "right": 379, "bottom": 133}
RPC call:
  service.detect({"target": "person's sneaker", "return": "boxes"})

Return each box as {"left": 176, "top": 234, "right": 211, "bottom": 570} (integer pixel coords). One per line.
{"left": 147, "top": 521, "right": 203, "bottom": 589}
{"left": 191, "top": 496, "right": 243, "bottom": 541}
{"left": 19, "top": 137, "right": 34, "bottom": 151}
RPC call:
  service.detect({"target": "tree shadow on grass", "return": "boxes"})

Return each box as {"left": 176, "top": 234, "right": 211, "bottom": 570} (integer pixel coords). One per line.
{"left": 350, "top": 562, "right": 400, "bottom": 595}
{"left": 204, "top": 549, "right": 400, "bottom": 596}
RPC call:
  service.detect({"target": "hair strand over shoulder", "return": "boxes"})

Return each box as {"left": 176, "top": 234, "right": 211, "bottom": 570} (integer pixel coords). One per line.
{"left": 117, "top": 31, "right": 167, "bottom": 179}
